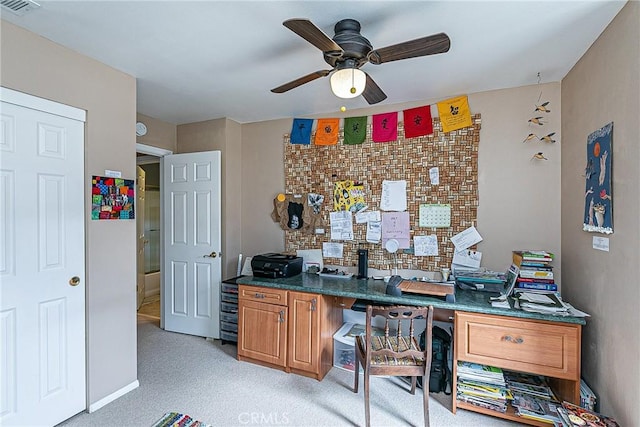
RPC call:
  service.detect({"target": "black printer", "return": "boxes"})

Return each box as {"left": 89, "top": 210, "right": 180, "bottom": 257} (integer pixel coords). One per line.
{"left": 251, "top": 253, "right": 303, "bottom": 279}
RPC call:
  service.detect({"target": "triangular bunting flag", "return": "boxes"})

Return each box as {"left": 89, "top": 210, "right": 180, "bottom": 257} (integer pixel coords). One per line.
{"left": 403, "top": 105, "right": 433, "bottom": 138}
{"left": 314, "top": 118, "right": 340, "bottom": 145}
{"left": 372, "top": 112, "right": 398, "bottom": 142}
{"left": 343, "top": 116, "right": 367, "bottom": 145}
{"left": 436, "top": 95, "right": 472, "bottom": 133}
{"left": 290, "top": 118, "right": 313, "bottom": 144}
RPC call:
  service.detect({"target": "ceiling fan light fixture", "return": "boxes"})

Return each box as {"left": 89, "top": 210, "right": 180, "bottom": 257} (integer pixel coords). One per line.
{"left": 330, "top": 67, "right": 366, "bottom": 99}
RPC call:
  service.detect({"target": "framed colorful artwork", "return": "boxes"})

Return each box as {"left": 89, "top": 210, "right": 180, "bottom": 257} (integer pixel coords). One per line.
{"left": 583, "top": 122, "right": 613, "bottom": 234}
{"left": 91, "top": 176, "right": 135, "bottom": 220}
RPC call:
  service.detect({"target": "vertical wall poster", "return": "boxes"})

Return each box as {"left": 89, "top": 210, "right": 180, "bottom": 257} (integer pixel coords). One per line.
{"left": 92, "top": 176, "right": 135, "bottom": 220}
{"left": 583, "top": 122, "right": 613, "bottom": 234}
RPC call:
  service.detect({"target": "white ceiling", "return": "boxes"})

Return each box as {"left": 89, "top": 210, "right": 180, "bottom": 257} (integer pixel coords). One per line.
{"left": 2, "top": 1, "right": 627, "bottom": 124}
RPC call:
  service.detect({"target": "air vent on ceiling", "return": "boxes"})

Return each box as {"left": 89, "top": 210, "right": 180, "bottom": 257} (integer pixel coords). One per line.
{"left": 1, "top": 0, "right": 40, "bottom": 16}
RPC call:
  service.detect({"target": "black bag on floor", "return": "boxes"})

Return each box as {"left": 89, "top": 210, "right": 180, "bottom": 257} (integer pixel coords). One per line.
{"left": 418, "top": 325, "right": 451, "bottom": 394}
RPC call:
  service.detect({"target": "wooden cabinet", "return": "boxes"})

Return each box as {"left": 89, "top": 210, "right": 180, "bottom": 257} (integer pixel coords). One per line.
{"left": 237, "top": 285, "right": 341, "bottom": 380}
{"left": 453, "top": 311, "right": 581, "bottom": 426}
{"left": 237, "top": 287, "right": 288, "bottom": 368}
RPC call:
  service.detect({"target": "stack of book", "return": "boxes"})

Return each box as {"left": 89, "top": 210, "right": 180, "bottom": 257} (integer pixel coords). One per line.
{"left": 512, "top": 250, "right": 557, "bottom": 293}
{"left": 504, "top": 370, "right": 563, "bottom": 424}
{"left": 456, "top": 362, "right": 510, "bottom": 413}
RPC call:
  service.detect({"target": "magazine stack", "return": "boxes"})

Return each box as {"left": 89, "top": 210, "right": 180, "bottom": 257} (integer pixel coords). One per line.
{"left": 456, "top": 362, "right": 510, "bottom": 413}
{"left": 557, "top": 401, "right": 619, "bottom": 426}
{"left": 504, "top": 370, "right": 563, "bottom": 424}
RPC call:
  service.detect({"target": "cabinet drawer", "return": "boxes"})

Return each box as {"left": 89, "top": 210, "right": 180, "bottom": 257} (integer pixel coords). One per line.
{"left": 239, "top": 285, "right": 288, "bottom": 305}
{"left": 455, "top": 312, "right": 580, "bottom": 380}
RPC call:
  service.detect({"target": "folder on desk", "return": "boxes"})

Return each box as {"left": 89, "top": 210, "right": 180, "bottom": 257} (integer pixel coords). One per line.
{"left": 398, "top": 280, "right": 455, "bottom": 300}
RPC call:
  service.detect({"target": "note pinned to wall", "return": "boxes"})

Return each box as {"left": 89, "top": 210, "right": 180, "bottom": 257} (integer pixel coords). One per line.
{"left": 366, "top": 221, "right": 381, "bottom": 243}
{"left": 329, "top": 211, "right": 353, "bottom": 240}
{"left": 414, "top": 235, "right": 438, "bottom": 256}
{"left": 429, "top": 167, "right": 440, "bottom": 185}
{"left": 380, "top": 180, "right": 407, "bottom": 211}
{"left": 355, "top": 210, "right": 381, "bottom": 224}
{"left": 450, "top": 225, "right": 483, "bottom": 251}
{"left": 419, "top": 204, "right": 451, "bottom": 228}
{"left": 322, "top": 242, "right": 344, "bottom": 258}
{"left": 381, "top": 211, "right": 410, "bottom": 249}
{"left": 452, "top": 249, "right": 482, "bottom": 268}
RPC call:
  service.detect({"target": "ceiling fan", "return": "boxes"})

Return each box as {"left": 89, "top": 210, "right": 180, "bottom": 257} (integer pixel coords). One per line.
{"left": 271, "top": 18, "right": 451, "bottom": 104}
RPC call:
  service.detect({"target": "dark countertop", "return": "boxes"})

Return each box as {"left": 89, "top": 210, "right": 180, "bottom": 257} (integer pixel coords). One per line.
{"left": 237, "top": 273, "right": 586, "bottom": 326}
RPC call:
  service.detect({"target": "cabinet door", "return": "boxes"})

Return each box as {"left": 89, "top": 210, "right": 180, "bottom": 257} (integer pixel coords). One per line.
{"left": 288, "top": 291, "right": 320, "bottom": 374}
{"left": 238, "top": 299, "right": 287, "bottom": 367}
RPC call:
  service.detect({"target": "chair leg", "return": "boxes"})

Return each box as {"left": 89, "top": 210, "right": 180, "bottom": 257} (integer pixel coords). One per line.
{"left": 423, "top": 374, "right": 430, "bottom": 427}
{"left": 364, "top": 370, "right": 371, "bottom": 427}
{"left": 410, "top": 376, "right": 417, "bottom": 394}
{"left": 353, "top": 356, "right": 359, "bottom": 393}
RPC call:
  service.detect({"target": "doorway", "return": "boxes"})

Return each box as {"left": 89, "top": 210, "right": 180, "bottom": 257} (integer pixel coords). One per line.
{"left": 135, "top": 143, "right": 172, "bottom": 320}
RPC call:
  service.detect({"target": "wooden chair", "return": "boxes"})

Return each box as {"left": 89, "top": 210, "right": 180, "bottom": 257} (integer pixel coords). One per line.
{"left": 353, "top": 305, "right": 434, "bottom": 427}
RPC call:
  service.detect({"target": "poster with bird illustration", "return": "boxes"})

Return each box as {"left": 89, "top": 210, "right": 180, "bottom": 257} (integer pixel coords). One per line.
{"left": 583, "top": 122, "right": 613, "bottom": 234}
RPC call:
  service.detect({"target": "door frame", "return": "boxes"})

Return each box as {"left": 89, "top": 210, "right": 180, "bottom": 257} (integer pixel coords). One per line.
{"left": 135, "top": 143, "right": 172, "bottom": 328}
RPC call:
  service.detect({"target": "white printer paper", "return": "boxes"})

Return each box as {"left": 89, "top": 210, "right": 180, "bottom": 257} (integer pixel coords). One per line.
{"left": 380, "top": 180, "right": 407, "bottom": 211}
{"left": 329, "top": 210, "right": 353, "bottom": 240}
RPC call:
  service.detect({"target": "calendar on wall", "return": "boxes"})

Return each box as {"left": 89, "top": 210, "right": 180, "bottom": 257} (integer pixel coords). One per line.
{"left": 419, "top": 204, "right": 452, "bottom": 228}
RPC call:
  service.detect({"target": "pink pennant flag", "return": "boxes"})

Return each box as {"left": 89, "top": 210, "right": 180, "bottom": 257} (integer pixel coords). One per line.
{"left": 372, "top": 112, "right": 398, "bottom": 143}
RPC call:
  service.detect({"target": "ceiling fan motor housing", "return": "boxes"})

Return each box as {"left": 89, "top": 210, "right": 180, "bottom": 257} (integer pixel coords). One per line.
{"left": 324, "top": 19, "right": 372, "bottom": 68}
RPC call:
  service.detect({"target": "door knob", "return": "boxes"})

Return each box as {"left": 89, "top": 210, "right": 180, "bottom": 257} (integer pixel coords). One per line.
{"left": 69, "top": 276, "right": 81, "bottom": 286}
{"left": 204, "top": 252, "right": 218, "bottom": 258}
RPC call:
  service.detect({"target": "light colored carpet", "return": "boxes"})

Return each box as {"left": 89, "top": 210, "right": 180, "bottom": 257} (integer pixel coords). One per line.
{"left": 59, "top": 316, "right": 519, "bottom": 427}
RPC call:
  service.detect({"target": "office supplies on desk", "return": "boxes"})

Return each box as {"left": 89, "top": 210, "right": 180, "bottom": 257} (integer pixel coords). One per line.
{"left": 398, "top": 279, "right": 456, "bottom": 302}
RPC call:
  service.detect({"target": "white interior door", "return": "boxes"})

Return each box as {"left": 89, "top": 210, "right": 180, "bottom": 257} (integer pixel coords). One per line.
{"left": 0, "top": 88, "right": 86, "bottom": 426}
{"left": 136, "top": 165, "right": 146, "bottom": 309}
{"left": 162, "top": 151, "right": 221, "bottom": 338}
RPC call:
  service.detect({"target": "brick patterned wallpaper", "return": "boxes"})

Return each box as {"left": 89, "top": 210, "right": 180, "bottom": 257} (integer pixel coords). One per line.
{"left": 282, "top": 114, "right": 481, "bottom": 272}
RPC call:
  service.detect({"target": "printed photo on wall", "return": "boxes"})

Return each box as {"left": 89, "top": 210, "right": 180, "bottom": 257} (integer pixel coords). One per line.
{"left": 91, "top": 176, "right": 135, "bottom": 220}
{"left": 583, "top": 122, "right": 613, "bottom": 234}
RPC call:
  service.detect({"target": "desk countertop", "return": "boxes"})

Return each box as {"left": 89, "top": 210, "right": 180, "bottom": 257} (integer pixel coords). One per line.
{"left": 237, "top": 274, "right": 586, "bottom": 326}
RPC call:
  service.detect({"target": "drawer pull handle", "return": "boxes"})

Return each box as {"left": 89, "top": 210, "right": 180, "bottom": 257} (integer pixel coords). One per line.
{"left": 502, "top": 335, "right": 524, "bottom": 344}
{"left": 255, "top": 292, "right": 265, "bottom": 299}
{"left": 311, "top": 298, "right": 317, "bottom": 312}
{"left": 278, "top": 310, "right": 285, "bottom": 323}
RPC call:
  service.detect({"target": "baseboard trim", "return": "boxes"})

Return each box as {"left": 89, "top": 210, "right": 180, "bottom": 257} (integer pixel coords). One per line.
{"left": 88, "top": 380, "right": 139, "bottom": 413}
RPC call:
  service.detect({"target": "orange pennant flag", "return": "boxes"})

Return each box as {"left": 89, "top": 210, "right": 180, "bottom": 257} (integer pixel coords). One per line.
{"left": 314, "top": 118, "right": 340, "bottom": 145}
{"left": 437, "top": 95, "right": 472, "bottom": 133}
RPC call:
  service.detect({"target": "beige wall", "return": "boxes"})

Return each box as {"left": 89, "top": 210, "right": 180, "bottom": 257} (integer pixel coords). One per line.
{"left": 1, "top": 21, "right": 138, "bottom": 406}
{"left": 136, "top": 113, "right": 177, "bottom": 153}
{"left": 240, "top": 83, "right": 562, "bottom": 276}
{"left": 561, "top": 2, "right": 639, "bottom": 425}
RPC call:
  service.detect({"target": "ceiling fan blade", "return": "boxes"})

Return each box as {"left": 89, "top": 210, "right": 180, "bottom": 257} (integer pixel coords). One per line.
{"left": 271, "top": 70, "right": 332, "bottom": 94}
{"left": 362, "top": 73, "right": 387, "bottom": 105}
{"left": 283, "top": 19, "right": 343, "bottom": 54}
{"left": 368, "top": 32, "right": 450, "bottom": 65}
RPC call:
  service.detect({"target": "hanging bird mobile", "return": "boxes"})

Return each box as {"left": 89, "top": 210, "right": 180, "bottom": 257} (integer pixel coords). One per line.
{"left": 540, "top": 132, "right": 556, "bottom": 143}
{"left": 523, "top": 133, "right": 538, "bottom": 143}
{"left": 535, "top": 101, "right": 551, "bottom": 113}
{"left": 528, "top": 116, "right": 545, "bottom": 126}
{"left": 531, "top": 152, "right": 548, "bottom": 161}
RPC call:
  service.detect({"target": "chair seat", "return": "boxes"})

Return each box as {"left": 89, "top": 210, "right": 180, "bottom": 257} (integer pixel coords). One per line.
{"left": 356, "top": 335, "right": 425, "bottom": 366}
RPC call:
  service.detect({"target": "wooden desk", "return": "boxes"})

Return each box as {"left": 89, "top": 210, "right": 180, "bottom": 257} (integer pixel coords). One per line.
{"left": 237, "top": 275, "right": 585, "bottom": 426}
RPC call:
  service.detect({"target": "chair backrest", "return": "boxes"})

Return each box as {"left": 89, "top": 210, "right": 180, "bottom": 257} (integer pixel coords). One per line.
{"left": 364, "top": 305, "right": 434, "bottom": 366}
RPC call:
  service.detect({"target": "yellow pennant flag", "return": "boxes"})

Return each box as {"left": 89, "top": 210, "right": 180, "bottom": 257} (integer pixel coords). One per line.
{"left": 314, "top": 118, "right": 339, "bottom": 145}
{"left": 437, "top": 95, "right": 472, "bottom": 133}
